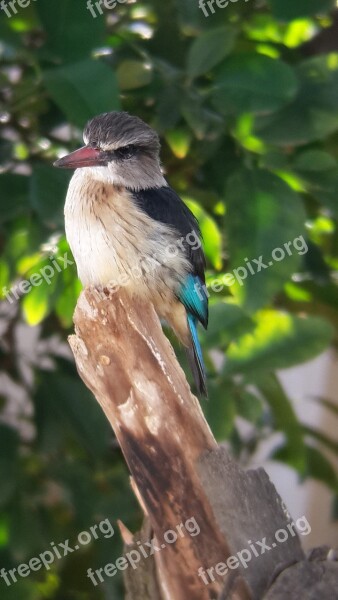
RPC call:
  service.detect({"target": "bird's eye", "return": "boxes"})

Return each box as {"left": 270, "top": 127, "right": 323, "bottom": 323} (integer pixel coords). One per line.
{"left": 115, "top": 145, "right": 137, "bottom": 160}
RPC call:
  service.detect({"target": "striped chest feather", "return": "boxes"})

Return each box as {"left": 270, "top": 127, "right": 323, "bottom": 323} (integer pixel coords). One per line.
{"left": 64, "top": 171, "right": 189, "bottom": 295}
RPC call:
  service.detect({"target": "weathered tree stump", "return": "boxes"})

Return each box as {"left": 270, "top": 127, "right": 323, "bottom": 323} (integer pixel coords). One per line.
{"left": 69, "top": 288, "right": 337, "bottom": 600}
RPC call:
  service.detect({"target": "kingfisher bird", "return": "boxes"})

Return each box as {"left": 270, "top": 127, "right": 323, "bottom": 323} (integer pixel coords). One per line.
{"left": 54, "top": 111, "right": 208, "bottom": 396}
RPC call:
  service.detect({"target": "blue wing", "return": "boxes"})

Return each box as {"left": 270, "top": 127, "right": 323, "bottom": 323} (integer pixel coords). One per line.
{"left": 132, "top": 186, "right": 206, "bottom": 283}
{"left": 132, "top": 186, "right": 209, "bottom": 396}
{"left": 179, "top": 273, "right": 208, "bottom": 329}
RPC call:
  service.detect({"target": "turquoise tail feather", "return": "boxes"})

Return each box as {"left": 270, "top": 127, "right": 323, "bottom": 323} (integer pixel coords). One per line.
{"left": 179, "top": 273, "right": 208, "bottom": 396}
{"left": 186, "top": 313, "right": 208, "bottom": 397}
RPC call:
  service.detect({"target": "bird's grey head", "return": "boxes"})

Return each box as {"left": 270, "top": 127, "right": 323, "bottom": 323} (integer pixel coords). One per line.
{"left": 54, "top": 111, "right": 166, "bottom": 190}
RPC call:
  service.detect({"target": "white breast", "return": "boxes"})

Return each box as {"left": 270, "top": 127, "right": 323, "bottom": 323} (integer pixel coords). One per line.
{"left": 64, "top": 170, "right": 189, "bottom": 299}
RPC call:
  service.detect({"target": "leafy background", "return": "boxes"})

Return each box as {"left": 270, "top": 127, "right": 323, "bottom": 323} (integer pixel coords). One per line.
{"left": 1, "top": 0, "right": 338, "bottom": 598}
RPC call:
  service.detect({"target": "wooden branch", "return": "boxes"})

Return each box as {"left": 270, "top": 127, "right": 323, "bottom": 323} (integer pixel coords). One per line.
{"left": 69, "top": 288, "right": 337, "bottom": 600}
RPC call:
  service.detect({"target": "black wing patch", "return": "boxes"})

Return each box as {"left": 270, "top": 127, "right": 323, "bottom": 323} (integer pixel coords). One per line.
{"left": 132, "top": 186, "right": 206, "bottom": 283}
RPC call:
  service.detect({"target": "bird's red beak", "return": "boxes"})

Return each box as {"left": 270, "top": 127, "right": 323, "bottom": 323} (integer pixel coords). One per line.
{"left": 53, "top": 146, "right": 103, "bottom": 169}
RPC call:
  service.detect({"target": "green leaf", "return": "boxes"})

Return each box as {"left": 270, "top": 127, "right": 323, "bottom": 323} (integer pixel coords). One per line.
{"left": 0, "top": 259, "right": 9, "bottom": 295}
{"left": 181, "top": 97, "right": 223, "bottom": 140}
{"left": 224, "top": 311, "right": 334, "bottom": 374}
{"left": 269, "top": 0, "right": 335, "bottom": 21}
{"left": 55, "top": 277, "right": 82, "bottom": 328}
{"left": 293, "top": 150, "right": 337, "bottom": 172}
{"left": 166, "top": 129, "right": 192, "bottom": 159}
{"left": 203, "top": 379, "right": 236, "bottom": 441}
{"left": 257, "top": 106, "right": 338, "bottom": 147}
{"left": 187, "top": 26, "right": 237, "bottom": 78}
{"left": 20, "top": 250, "right": 71, "bottom": 326}
{"left": 303, "top": 446, "right": 338, "bottom": 491}
{"left": 204, "top": 301, "right": 253, "bottom": 348}
{"left": 0, "top": 582, "right": 37, "bottom": 600}
{"left": 9, "top": 495, "right": 49, "bottom": 558}
{"left": 35, "top": 373, "right": 110, "bottom": 458}
{"left": 21, "top": 271, "right": 52, "bottom": 326}
{"left": 116, "top": 60, "right": 153, "bottom": 91}
{"left": 293, "top": 150, "right": 338, "bottom": 215}
{"left": 235, "top": 390, "right": 264, "bottom": 425}
{"left": 30, "top": 165, "right": 70, "bottom": 228}
{"left": 184, "top": 198, "right": 223, "bottom": 269}
{"left": 303, "top": 426, "right": 338, "bottom": 454}
{"left": 307, "top": 173, "right": 338, "bottom": 215}
{"left": 44, "top": 59, "right": 120, "bottom": 129}
{"left": 36, "top": 0, "right": 105, "bottom": 62}
{"left": 259, "top": 374, "right": 306, "bottom": 473}
{"left": 176, "top": 0, "right": 206, "bottom": 30}
{"left": 155, "top": 84, "right": 181, "bottom": 131}
{"left": 225, "top": 169, "right": 306, "bottom": 311}
{"left": 256, "top": 55, "right": 338, "bottom": 145}
{"left": 0, "top": 175, "right": 29, "bottom": 223}
{"left": 212, "top": 54, "right": 298, "bottom": 116}
{"left": 20, "top": 242, "right": 78, "bottom": 325}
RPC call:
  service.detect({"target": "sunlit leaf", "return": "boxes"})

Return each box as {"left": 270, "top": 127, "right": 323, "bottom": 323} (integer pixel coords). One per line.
{"left": 116, "top": 60, "right": 153, "bottom": 90}
{"left": 184, "top": 198, "right": 222, "bottom": 269}
{"left": 21, "top": 279, "right": 51, "bottom": 326}
{"left": 224, "top": 311, "right": 334, "bottom": 374}
{"left": 166, "top": 129, "right": 192, "bottom": 159}
{"left": 0, "top": 260, "right": 10, "bottom": 297}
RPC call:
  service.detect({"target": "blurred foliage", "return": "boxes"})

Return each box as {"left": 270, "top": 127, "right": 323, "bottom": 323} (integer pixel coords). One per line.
{"left": 1, "top": 0, "right": 338, "bottom": 598}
